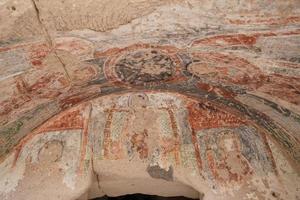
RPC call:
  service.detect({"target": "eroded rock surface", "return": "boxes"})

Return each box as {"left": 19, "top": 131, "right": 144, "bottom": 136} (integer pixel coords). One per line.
{"left": 0, "top": 0, "right": 299, "bottom": 199}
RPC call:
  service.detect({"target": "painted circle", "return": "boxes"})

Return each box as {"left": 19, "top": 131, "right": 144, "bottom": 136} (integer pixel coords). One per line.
{"left": 187, "top": 52, "right": 265, "bottom": 89}
{"left": 38, "top": 140, "right": 63, "bottom": 163}
{"left": 128, "top": 93, "right": 149, "bottom": 107}
{"left": 115, "top": 49, "right": 175, "bottom": 85}
{"left": 103, "top": 44, "right": 182, "bottom": 86}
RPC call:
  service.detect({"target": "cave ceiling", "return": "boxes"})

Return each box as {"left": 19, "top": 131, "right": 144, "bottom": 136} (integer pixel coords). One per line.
{"left": 0, "top": 0, "right": 299, "bottom": 200}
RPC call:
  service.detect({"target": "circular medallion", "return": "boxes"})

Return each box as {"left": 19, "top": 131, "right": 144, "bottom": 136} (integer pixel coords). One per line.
{"left": 187, "top": 52, "right": 265, "bottom": 89}
{"left": 115, "top": 49, "right": 175, "bottom": 85}
{"left": 104, "top": 44, "right": 182, "bottom": 86}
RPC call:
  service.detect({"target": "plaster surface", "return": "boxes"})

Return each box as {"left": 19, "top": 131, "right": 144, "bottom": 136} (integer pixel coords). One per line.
{"left": 0, "top": 0, "right": 299, "bottom": 199}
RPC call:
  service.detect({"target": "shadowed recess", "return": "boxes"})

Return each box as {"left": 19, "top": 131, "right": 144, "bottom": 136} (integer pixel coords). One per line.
{"left": 91, "top": 194, "right": 200, "bottom": 200}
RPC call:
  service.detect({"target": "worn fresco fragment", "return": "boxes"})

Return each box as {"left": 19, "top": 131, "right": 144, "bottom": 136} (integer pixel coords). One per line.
{"left": 0, "top": 2, "right": 300, "bottom": 198}
{"left": 196, "top": 126, "right": 276, "bottom": 185}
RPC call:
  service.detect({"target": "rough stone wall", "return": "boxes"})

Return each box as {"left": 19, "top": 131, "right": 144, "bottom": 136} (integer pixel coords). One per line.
{"left": 0, "top": 0, "right": 299, "bottom": 200}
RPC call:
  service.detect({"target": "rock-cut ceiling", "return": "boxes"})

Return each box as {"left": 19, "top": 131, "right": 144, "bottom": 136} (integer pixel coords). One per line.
{"left": 0, "top": 0, "right": 299, "bottom": 200}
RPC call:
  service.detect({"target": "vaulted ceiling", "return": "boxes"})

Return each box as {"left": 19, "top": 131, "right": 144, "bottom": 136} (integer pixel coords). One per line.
{"left": 0, "top": 1, "right": 299, "bottom": 200}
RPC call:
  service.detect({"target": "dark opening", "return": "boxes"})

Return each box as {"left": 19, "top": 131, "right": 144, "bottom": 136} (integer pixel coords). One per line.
{"left": 91, "top": 194, "right": 199, "bottom": 200}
